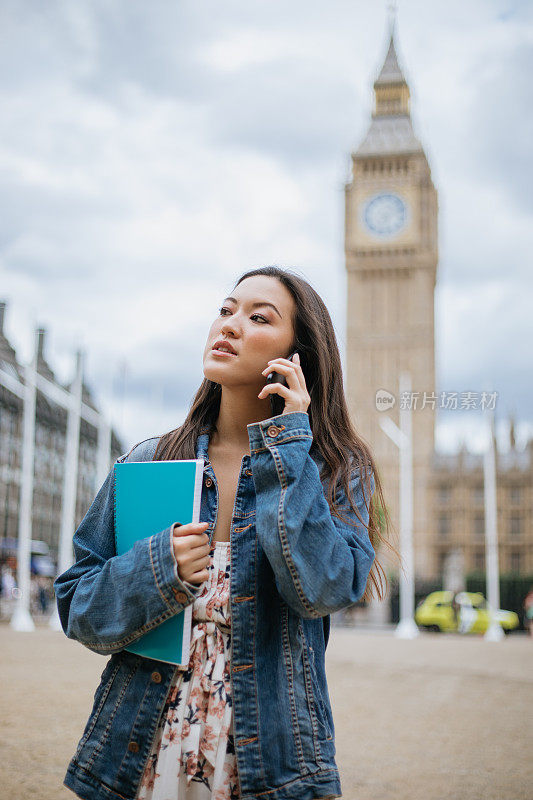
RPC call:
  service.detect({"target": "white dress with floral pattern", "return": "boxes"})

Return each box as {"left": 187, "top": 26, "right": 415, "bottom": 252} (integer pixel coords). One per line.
{"left": 137, "top": 540, "right": 240, "bottom": 800}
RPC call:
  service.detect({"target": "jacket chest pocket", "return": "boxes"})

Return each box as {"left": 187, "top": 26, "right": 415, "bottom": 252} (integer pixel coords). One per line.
{"left": 298, "top": 623, "right": 333, "bottom": 741}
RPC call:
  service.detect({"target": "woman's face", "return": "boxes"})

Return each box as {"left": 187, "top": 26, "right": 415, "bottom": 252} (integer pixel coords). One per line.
{"left": 203, "top": 275, "right": 296, "bottom": 389}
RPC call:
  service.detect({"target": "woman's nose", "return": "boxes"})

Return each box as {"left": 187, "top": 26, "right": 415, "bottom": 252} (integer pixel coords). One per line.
{"left": 221, "top": 321, "right": 238, "bottom": 337}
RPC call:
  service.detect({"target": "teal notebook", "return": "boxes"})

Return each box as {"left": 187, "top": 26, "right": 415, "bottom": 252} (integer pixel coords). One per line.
{"left": 114, "top": 458, "right": 205, "bottom": 667}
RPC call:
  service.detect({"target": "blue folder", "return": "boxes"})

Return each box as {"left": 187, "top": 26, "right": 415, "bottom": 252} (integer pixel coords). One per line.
{"left": 114, "top": 458, "right": 205, "bottom": 667}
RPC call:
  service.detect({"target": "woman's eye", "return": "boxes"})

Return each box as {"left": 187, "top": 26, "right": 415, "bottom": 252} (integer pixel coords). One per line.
{"left": 218, "top": 307, "right": 268, "bottom": 323}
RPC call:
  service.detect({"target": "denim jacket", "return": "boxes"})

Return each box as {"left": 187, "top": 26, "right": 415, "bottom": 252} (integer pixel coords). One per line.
{"left": 53, "top": 411, "right": 375, "bottom": 800}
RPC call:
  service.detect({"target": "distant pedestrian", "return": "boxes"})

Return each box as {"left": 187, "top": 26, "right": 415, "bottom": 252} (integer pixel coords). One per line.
{"left": 1, "top": 564, "right": 16, "bottom": 599}
{"left": 38, "top": 576, "right": 49, "bottom": 615}
{"left": 0, "top": 564, "right": 17, "bottom": 619}
{"left": 452, "top": 593, "right": 460, "bottom": 629}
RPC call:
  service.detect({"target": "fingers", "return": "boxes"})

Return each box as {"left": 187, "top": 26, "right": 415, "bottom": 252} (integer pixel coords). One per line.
{"left": 258, "top": 382, "right": 290, "bottom": 399}
{"left": 189, "top": 550, "right": 211, "bottom": 571}
{"left": 187, "top": 569, "right": 210, "bottom": 584}
{"left": 173, "top": 533, "right": 210, "bottom": 552}
{"left": 186, "top": 545, "right": 211, "bottom": 582}
{"left": 173, "top": 521, "right": 209, "bottom": 535}
{"left": 262, "top": 360, "right": 306, "bottom": 392}
{"left": 173, "top": 522, "right": 209, "bottom": 548}
{"left": 174, "top": 541, "right": 211, "bottom": 584}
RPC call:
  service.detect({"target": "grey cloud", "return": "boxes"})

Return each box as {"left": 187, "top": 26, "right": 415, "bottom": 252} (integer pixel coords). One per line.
{"left": 77, "top": 4, "right": 220, "bottom": 102}
{"left": 206, "top": 60, "right": 362, "bottom": 166}
{"left": 467, "top": 41, "right": 533, "bottom": 213}
{"left": 88, "top": 328, "right": 209, "bottom": 413}
{"left": 0, "top": 0, "right": 220, "bottom": 100}
{"left": 1, "top": 0, "right": 532, "bottom": 449}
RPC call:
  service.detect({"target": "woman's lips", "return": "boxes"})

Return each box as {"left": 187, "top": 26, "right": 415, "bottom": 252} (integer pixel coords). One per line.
{"left": 211, "top": 348, "right": 238, "bottom": 357}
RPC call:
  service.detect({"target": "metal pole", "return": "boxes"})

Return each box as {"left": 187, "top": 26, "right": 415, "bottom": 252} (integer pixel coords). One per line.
{"left": 48, "top": 350, "right": 84, "bottom": 631}
{"left": 395, "top": 371, "right": 417, "bottom": 638}
{"left": 484, "top": 408, "right": 503, "bottom": 641}
{"left": 379, "top": 371, "right": 418, "bottom": 638}
{"left": 96, "top": 415, "right": 112, "bottom": 489}
{"left": 10, "top": 329, "right": 39, "bottom": 632}
{"left": 58, "top": 350, "right": 83, "bottom": 571}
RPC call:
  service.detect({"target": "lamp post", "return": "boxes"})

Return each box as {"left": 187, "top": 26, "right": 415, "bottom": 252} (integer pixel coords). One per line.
{"left": 48, "top": 350, "right": 84, "bottom": 631}
{"left": 483, "top": 408, "right": 503, "bottom": 642}
{"left": 379, "top": 371, "right": 418, "bottom": 638}
{"left": 10, "top": 329, "right": 39, "bottom": 632}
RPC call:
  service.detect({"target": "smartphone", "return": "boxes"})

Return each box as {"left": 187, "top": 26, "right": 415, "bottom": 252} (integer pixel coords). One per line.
{"left": 266, "top": 351, "right": 298, "bottom": 418}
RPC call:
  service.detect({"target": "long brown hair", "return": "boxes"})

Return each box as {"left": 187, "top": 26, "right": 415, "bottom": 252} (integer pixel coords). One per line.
{"left": 154, "top": 266, "right": 399, "bottom": 602}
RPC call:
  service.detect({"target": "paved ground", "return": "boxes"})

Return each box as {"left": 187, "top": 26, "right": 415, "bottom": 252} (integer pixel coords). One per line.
{"left": 1, "top": 620, "right": 531, "bottom": 800}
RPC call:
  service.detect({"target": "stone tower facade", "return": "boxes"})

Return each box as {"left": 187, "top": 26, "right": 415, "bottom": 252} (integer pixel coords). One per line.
{"left": 344, "top": 26, "right": 438, "bottom": 580}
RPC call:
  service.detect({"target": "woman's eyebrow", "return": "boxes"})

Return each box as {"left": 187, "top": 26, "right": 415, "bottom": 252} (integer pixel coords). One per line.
{"left": 222, "top": 296, "right": 282, "bottom": 319}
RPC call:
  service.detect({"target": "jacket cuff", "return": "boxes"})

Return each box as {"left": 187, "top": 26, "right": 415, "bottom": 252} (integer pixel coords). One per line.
{"left": 247, "top": 411, "right": 311, "bottom": 453}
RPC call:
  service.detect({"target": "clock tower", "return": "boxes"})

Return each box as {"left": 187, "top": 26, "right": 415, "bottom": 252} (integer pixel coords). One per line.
{"left": 345, "top": 22, "right": 438, "bottom": 579}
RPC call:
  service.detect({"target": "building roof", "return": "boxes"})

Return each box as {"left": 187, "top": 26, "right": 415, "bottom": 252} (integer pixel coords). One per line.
{"left": 375, "top": 33, "right": 406, "bottom": 86}
{"left": 0, "top": 301, "right": 22, "bottom": 379}
{"left": 355, "top": 113, "right": 423, "bottom": 156}
{"left": 432, "top": 446, "right": 532, "bottom": 474}
{"left": 354, "top": 24, "right": 423, "bottom": 157}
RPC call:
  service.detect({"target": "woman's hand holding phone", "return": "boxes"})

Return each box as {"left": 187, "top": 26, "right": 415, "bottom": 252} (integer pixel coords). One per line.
{"left": 258, "top": 351, "right": 311, "bottom": 415}
{"left": 172, "top": 521, "right": 211, "bottom": 584}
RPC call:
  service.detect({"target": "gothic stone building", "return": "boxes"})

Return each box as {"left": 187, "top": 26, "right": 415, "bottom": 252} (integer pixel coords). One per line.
{"left": 0, "top": 300, "right": 124, "bottom": 564}
{"left": 431, "top": 429, "right": 533, "bottom": 578}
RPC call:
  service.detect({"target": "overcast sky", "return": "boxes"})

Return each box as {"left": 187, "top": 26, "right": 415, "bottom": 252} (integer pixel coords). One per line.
{"left": 1, "top": 0, "right": 531, "bottom": 456}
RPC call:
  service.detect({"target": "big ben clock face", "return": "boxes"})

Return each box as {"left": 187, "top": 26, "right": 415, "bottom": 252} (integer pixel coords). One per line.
{"left": 362, "top": 192, "right": 408, "bottom": 238}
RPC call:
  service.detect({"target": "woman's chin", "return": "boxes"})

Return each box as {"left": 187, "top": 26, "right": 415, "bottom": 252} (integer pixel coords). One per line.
{"left": 203, "top": 366, "right": 231, "bottom": 384}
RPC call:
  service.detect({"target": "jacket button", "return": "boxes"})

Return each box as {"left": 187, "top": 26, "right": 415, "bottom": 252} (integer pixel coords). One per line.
{"left": 267, "top": 425, "right": 280, "bottom": 437}
{"left": 173, "top": 590, "right": 188, "bottom": 603}
{"left": 151, "top": 671, "right": 162, "bottom": 683}
{"left": 244, "top": 469, "right": 252, "bottom": 477}
{"left": 128, "top": 741, "right": 139, "bottom": 753}
{"left": 205, "top": 477, "right": 213, "bottom": 487}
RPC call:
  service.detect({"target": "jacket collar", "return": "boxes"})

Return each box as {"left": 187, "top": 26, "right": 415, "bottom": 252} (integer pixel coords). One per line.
{"left": 195, "top": 429, "right": 211, "bottom": 463}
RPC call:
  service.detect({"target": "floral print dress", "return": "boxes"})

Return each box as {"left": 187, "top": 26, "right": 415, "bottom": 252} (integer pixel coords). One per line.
{"left": 137, "top": 540, "right": 240, "bottom": 800}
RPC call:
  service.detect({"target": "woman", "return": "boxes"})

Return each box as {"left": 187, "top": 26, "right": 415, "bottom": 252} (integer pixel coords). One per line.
{"left": 54, "top": 265, "right": 395, "bottom": 800}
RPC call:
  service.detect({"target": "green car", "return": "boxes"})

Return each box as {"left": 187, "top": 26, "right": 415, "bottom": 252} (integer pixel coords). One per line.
{"left": 414, "top": 590, "right": 519, "bottom": 634}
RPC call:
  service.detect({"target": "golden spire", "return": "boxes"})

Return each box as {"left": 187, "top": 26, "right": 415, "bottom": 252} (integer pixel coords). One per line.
{"left": 355, "top": 5, "right": 422, "bottom": 156}
{"left": 373, "top": 6, "right": 410, "bottom": 117}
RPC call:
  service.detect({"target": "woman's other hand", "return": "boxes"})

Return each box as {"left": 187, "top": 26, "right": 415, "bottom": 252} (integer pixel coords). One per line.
{"left": 172, "top": 522, "right": 210, "bottom": 584}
